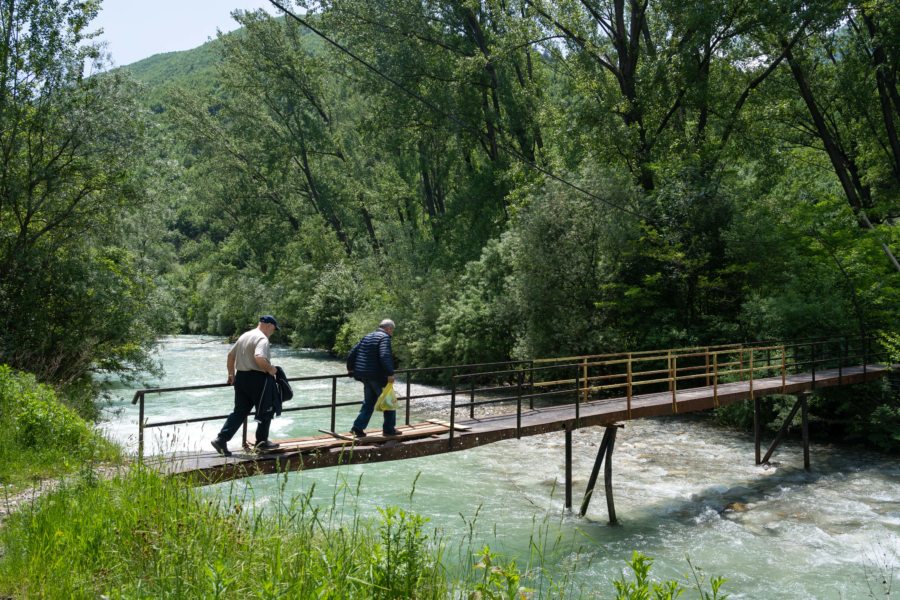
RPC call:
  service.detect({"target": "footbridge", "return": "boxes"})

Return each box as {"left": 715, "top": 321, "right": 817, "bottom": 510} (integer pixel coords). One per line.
{"left": 136, "top": 337, "right": 895, "bottom": 520}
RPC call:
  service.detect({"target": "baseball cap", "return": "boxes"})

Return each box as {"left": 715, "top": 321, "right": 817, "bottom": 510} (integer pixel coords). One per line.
{"left": 259, "top": 315, "right": 280, "bottom": 330}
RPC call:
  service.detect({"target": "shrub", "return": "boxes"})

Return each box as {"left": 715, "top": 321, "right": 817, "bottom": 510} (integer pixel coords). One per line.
{"left": 0, "top": 365, "right": 117, "bottom": 488}
{"left": 0, "top": 365, "right": 91, "bottom": 450}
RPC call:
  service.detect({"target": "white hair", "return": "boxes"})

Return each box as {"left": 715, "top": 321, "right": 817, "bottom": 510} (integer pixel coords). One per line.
{"left": 379, "top": 319, "right": 395, "bottom": 330}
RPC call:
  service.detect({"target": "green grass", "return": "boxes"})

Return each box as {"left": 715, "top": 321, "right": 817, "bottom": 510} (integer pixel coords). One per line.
{"left": 0, "top": 465, "right": 732, "bottom": 599}
{"left": 0, "top": 466, "right": 444, "bottom": 598}
{"left": 0, "top": 365, "right": 120, "bottom": 491}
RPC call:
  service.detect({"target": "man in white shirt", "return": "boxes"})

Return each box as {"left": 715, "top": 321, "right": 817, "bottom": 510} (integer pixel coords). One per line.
{"left": 211, "top": 315, "right": 281, "bottom": 456}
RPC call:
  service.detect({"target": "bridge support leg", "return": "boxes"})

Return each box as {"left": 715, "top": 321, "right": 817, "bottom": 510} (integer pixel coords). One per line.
{"left": 579, "top": 425, "right": 620, "bottom": 525}
{"left": 761, "top": 394, "right": 809, "bottom": 469}
{"left": 564, "top": 425, "right": 572, "bottom": 510}
{"left": 604, "top": 426, "right": 618, "bottom": 525}
{"left": 801, "top": 393, "right": 810, "bottom": 471}
{"left": 754, "top": 396, "right": 761, "bottom": 465}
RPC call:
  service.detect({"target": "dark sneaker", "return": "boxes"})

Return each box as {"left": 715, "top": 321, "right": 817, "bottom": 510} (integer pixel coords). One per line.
{"left": 382, "top": 430, "right": 403, "bottom": 437}
{"left": 255, "top": 440, "right": 281, "bottom": 452}
{"left": 211, "top": 438, "right": 232, "bottom": 457}
{"left": 350, "top": 427, "right": 366, "bottom": 438}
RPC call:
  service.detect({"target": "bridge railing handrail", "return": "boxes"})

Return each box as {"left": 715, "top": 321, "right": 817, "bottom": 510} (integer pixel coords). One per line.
{"left": 133, "top": 336, "right": 889, "bottom": 458}
{"left": 132, "top": 357, "right": 535, "bottom": 457}
{"left": 450, "top": 336, "right": 889, "bottom": 434}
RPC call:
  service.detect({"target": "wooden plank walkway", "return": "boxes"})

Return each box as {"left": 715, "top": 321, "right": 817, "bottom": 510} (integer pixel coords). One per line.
{"left": 149, "top": 364, "right": 893, "bottom": 485}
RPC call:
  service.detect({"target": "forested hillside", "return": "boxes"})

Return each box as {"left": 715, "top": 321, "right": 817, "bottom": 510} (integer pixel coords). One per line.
{"left": 131, "top": 3, "right": 899, "bottom": 359}
{"left": 1, "top": 1, "right": 898, "bottom": 444}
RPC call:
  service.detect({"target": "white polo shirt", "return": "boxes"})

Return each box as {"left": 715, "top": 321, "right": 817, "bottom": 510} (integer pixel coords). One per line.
{"left": 228, "top": 328, "right": 270, "bottom": 372}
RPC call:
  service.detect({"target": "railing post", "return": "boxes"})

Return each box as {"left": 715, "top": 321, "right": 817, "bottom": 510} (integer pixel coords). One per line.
{"left": 626, "top": 354, "right": 633, "bottom": 420}
{"left": 704, "top": 347, "right": 710, "bottom": 386}
{"left": 838, "top": 338, "right": 844, "bottom": 384}
{"left": 331, "top": 376, "right": 337, "bottom": 433}
{"left": 574, "top": 365, "right": 581, "bottom": 428}
{"left": 138, "top": 392, "right": 145, "bottom": 461}
{"left": 749, "top": 349, "right": 754, "bottom": 401}
{"left": 582, "top": 358, "right": 589, "bottom": 404}
{"left": 405, "top": 377, "right": 411, "bottom": 426}
{"left": 517, "top": 370, "right": 523, "bottom": 438}
{"left": 811, "top": 342, "right": 817, "bottom": 390}
{"left": 449, "top": 376, "right": 457, "bottom": 450}
{"left": 863, "top": 336, "right": 869, "bottom": 376}
{"left": 667, "top": 351, "right": 673, "bottom": 395}
{"left": 781, "top": 345, "right": 786, "bottom": 393}
{"left": 713, "top": 352, "right": 719, "bottom": 407}
{"left": 564, "top": 424, "right": 572, "bottom": 511}
{"left": 469, "top": 378, "right": 475, "bottom": 419}
{"left": 670, "top": 354, "right": 677, "bottom": 413}
{"left": 574, "top": 367, "right": 580, "bottom": 429}
{"left": 528, "top": 360, "right": 535, "bottom": 410}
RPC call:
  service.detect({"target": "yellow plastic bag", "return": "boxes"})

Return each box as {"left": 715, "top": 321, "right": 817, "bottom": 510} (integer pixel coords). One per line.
{"left": 374, "top": 381, "right": 398, "bottom": 412}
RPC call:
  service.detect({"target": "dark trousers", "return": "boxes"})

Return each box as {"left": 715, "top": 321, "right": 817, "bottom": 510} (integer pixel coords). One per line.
{"left": 217, "top": 370, "right": 272, "bottom": 443}
{"left": 352, "top": 378, "right": 397, "bottom": 433}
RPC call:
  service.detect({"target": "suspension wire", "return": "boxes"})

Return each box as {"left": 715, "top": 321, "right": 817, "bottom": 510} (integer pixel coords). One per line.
{"left": 266, "top": 0, "right": 657, "bottom": 225}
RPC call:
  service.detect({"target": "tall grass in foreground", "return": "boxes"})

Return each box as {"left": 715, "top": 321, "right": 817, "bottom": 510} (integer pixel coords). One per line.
{"left": 0, "top": 466, "right": 444, "bottom": 598}
{"left": 0, "top": 462, "right": 731, "bottom": 599}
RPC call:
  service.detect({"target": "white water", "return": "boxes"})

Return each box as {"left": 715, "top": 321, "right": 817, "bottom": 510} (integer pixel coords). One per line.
{"left": 101, "top": 336, "right": 900, "bottom": 599}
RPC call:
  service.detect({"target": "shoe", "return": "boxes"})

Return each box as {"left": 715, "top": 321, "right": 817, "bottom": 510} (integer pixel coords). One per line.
{"left": 350, "top": 427, "right": 366, "bottom": 438}
{"left": 254, "top": 440, "right": 281, "bottom": 452}
{"left": 382, "top": 430, "right": 403, "bottom": 437}
{"left": 211, "top": 438, "right": 232, "bottom": 457}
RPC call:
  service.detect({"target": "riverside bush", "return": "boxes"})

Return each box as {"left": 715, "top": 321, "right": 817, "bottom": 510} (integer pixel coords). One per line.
{"left": 0, "top": 365, "right": 118, "bottom": 488}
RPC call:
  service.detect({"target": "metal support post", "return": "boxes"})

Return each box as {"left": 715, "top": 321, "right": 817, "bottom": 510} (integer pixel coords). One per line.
{"left": 580, "top": 426, "right": 613, "bottom": 516}
{"left": 405, "top": 378, "right": 411, "bottom": 426}
{"left": 529, "top": 360, "right": 535, "bottom": 410}
{"left": 604, "top": 426, "right": 619, "bottom": 525}
{"left": 754, "top": 396, "right": 761, "bottom": 465}
{"left": 564, "top": 424, "right": 572, "bottom": 511}
{"left": 579, "top": 425, "right": 620, "bottom": 525}
{"left": 449, "top": 377, "right": 457, "bottom": 450}
{"left": 801, "top": 393, "right": 810, "bottom": 471}
{"left": 138, "top": 392, "right": 145, "bottom": 461}
{"left": 330, "top": 377, "right": 337, "bottom": 433}
{"left": 516, "top": 370, "right": 523, "bottom": 439}
{"left": 761, "top": 395, "right": 804, "bottom": 464}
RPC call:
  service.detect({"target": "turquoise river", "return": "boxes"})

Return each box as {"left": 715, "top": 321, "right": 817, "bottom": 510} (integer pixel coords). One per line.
{"left": 101, "top": 336, "right": 900, "bottom": 599}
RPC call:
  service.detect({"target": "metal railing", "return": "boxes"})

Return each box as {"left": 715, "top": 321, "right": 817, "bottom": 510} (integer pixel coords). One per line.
{"left": 132, "top": 337, "right": 890, "bottom": 458}
{"left": 132, "top": 358, "right": 529, "bottom": 458}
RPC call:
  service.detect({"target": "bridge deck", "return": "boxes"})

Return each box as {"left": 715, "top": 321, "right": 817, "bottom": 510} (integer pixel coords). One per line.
{"left": 149, "top": 364, "right": 892, "bottom": 484}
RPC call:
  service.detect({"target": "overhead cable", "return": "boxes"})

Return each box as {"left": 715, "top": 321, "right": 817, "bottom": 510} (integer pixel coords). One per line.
{"left": 266, "top": 0, "right": 656, "bottom": 225}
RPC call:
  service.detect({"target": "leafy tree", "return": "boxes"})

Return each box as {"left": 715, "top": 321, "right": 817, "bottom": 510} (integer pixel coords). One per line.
{"left": 767, "top": 1, "right": 900, "bottom": 271}
{"left": 0, "top": 0, "right": 164, "bottom": 383}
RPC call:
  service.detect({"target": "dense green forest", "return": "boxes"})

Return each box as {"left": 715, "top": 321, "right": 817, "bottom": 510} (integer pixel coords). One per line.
{"left": 1, "top": 1, "right": 898, "bottom": 441}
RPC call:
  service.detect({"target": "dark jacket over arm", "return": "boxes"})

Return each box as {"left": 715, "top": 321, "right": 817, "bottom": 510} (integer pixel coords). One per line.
{"left": 255, "top": 375, "right": 281, "bottom": 421}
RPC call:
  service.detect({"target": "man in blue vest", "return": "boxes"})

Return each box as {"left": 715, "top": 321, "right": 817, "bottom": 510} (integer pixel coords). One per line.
{"left": 346, "top": 319, "right": 401, "bottom": 437}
